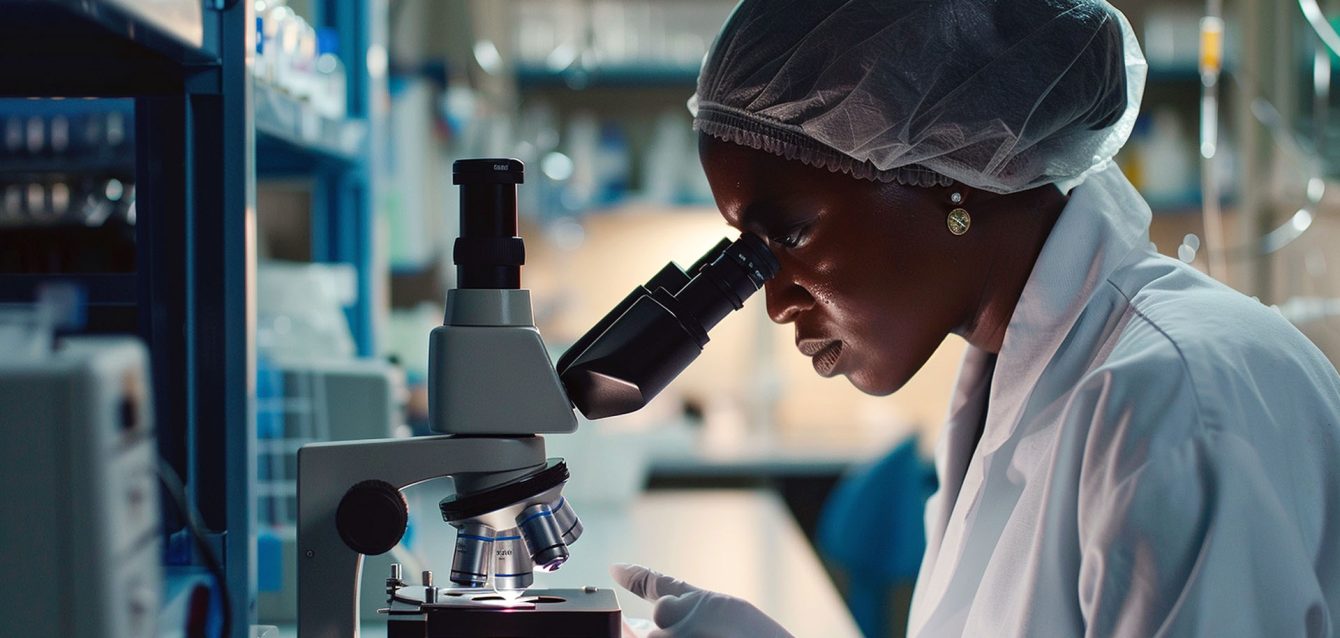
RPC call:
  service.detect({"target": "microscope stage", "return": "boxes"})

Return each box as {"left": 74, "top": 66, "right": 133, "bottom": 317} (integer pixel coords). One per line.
{"left": 420, "top": 588, "right": 621, "bottom": 638}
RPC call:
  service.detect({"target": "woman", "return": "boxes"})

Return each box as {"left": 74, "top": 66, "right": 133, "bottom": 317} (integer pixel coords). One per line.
{"left": 611, "top": 0, "right": 1340, "bottom": 636}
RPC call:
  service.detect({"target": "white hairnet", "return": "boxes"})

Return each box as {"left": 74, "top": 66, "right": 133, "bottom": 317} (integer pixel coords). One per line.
{"left": 690, "top": 0, "right": 1147, "bottom": 194}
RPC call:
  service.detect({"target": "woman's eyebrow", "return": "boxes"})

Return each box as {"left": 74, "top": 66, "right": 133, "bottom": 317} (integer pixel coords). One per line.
{"left": 737, "top": 202, "right": 783, "bottom": 234}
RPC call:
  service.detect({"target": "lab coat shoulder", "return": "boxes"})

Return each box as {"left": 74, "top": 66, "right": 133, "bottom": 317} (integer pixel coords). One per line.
{"left": 1068, "top": 252, "right": 1340, "bottom": 475}
{"left": 1060, "top": 252, "right": 1340, "bottom": 637}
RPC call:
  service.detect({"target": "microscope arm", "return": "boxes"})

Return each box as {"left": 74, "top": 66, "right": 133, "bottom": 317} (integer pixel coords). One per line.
{"left": 297, "top": 435, "right": 548, "bottom": 638}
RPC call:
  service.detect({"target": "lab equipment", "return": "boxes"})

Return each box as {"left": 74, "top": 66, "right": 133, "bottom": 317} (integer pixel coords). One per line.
{"left": 255, "top": 357, "right": 404, "bottom": 621}
{"left": 296, "top": 158, "right": 777, "bottom": 637}
{"left": 0, "top": 334, "right": 161, "bottom": 638}
{"left": 690, "top": 0, "right": 1146, "bottom": 194}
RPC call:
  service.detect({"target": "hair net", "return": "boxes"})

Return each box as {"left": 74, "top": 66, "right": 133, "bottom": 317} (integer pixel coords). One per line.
{"left": 689, "top": 0, "right": 1147, "bottom": 194}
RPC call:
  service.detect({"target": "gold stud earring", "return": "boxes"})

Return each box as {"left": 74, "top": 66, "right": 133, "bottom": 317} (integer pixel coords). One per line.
{"left": 947, "top": 191, "right": 970, "bottom": 235}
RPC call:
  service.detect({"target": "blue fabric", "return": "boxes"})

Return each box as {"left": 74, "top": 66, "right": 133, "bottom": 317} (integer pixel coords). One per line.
{"left": 818, "top": 438, "right": 937, "bottom": 637}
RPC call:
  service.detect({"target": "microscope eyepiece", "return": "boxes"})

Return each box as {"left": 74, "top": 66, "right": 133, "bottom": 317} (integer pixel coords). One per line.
{"left": 558, "top": 233, "right": 779, "bottom": 419}
{"left": 672, "top": 232, "right": 778, "bottom": 341}
{"left": 452, "top": 158, "right": 526, "bottom": 289}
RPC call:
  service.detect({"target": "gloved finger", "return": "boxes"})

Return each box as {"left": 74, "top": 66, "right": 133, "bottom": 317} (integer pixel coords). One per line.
{"left": 652, "top": 591, "right": 706, "bottom": 630}
{"left": 609, "top": 563, "right": 700, "bottom": 601}
{"left": 622, "top": 616, "right": 657, "bottom": 638}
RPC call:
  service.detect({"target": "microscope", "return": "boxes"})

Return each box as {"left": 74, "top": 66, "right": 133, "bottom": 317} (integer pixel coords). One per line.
{"left": 297, "top": 159, "right": 778, "bottom": 638}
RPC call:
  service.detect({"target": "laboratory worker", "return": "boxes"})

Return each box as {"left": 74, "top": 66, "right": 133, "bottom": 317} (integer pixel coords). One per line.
{"left": 611, "top": 0, "right": 1340, "bottom": 636}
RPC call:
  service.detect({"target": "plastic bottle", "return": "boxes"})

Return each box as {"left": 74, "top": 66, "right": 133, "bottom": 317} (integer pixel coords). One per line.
{"left": 257, "top": 0, "right": 290, "bottom": 86}
{"left": 291, "top": 21, "right": 318, "bottom": 101}
{"left": 106, "top": 111, "right": 126, "bottom": 150}
{"left": 49, "top": 115, "right": 69, "bottom": 154}
{"left": 315, "top": 27, "right": 348, "bottom": 119}
{"left": 4, "top": 116, "right": 22, "bottom": 153}
{"left": 254, "top": 0, "right": 269, "bottom": 78}
{"left": 25, "top": 116, "right": 44, "bottom": 154}
{"left": 270, "top": 5, "right": 298, "bottom": 94}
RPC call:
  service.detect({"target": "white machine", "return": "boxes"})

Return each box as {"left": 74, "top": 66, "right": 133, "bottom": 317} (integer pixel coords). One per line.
{"left": 0, "top": 335, "right": 161, "bottom": 638}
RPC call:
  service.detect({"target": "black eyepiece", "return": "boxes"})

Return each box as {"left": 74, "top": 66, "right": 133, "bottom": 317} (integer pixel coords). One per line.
{"left": 453, "top": 158, "right": 524, "bottom": 185}
{"left": 452, "top": 158, "right": 526, "bottom": 289}
{"left": 557, "top": 233, "right": 779, "bottom": 419}
{"left": 673, "top": 232, "right": 778, "bottom": 340}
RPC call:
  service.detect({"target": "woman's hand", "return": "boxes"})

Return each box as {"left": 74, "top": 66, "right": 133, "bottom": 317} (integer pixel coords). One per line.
{"left": 610, "top": 563, "right": 793, "bottom": 638}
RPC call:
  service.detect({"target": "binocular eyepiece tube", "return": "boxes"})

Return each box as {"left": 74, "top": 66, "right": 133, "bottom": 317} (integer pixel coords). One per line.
{"left": 558, "top": 232, "right": 780, "bottom": 419}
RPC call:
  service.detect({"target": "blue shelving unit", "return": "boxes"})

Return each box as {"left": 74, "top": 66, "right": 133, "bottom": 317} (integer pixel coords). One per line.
{"left": 516, "top": 63, "right": 701, "bottom": 89}
{"left": 254, "top": 0, "right": 377, "bottom": 358}
{"left": 8, "top": 3, "right": 253, "bottom": 636}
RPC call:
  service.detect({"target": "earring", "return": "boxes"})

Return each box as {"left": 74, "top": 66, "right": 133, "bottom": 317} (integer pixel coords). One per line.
{"left": 947, "top": 192, "right": 970, "bottom": 236}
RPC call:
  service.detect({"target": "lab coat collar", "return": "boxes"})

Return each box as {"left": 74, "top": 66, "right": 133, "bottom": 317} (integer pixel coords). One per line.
{"left": 976, "top": 165, "right": 1152, "bottom": 456}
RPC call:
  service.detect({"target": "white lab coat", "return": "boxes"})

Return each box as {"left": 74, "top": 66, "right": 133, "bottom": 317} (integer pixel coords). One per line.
{"left": 907, "top": 165, "right": 1340, "bottom": 637}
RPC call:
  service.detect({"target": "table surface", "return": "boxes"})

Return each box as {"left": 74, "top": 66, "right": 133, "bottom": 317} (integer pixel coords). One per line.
{"left": 272, "top": 489, "right": 860, "bottom": 638}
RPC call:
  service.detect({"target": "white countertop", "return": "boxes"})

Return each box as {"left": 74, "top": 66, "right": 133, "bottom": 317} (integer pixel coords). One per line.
{"left": 272, "top": 489, "right": 860, "bottom": 637}
{"left": 538, "top": 490, "right": 861, "bottom": 637}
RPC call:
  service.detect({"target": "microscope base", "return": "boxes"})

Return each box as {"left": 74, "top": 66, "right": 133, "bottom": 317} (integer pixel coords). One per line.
{"left": 386, "top": 588, "right": 621, "bottom": 638}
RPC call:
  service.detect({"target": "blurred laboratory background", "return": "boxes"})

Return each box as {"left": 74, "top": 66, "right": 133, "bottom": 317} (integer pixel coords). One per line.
{"left": 1, "top": 0, "right": 1338, "bottom": 637}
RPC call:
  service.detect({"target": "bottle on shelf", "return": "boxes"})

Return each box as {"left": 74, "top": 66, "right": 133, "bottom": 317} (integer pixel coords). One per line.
{"left": 3, "top": 116, "right": 21, "bottom": 154}
{"left": 49, "top": 116, "right": 69, "bottom": 154}
{"left": 271, "top": 4, "right": 299, "bottom": 93}
{"left": 314, "top": 27, "right": 348, "bottom": 120}
{"left": 290, "top": 21, "right": 318, "bottom": 101}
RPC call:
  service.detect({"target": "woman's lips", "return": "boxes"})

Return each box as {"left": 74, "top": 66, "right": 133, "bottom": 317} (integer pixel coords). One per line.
{"left": 798, "top": 339, "right": 843, "bottom": 377}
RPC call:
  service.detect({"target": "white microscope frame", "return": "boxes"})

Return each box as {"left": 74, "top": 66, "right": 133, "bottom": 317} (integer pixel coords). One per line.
{"left": 296, "top": 435, "right": 550, "bottom": 638}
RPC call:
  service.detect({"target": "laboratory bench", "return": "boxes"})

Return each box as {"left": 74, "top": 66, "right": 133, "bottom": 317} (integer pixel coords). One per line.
{"left": 273, "top": 489, "right": 861, "bottom": 638}
{"left": 643, "top": 431, "right": 911, "bottom": 552}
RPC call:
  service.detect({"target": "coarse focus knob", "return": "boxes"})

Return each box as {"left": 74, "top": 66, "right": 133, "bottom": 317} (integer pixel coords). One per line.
{"left": 336, "top": 480, "right": 408, "bottom": 555}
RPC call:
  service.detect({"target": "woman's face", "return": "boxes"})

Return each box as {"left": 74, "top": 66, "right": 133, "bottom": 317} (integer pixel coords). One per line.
{"left": 699, "top": 135, "right": 971, "bottom": 395}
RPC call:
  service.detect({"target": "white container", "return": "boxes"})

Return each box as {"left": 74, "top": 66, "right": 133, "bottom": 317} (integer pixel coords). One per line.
{"left": 314, "top": 27, "right": 348, "bottom": 120}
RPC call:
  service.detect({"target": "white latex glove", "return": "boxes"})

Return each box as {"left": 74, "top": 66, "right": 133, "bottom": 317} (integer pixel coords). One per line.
{"left": 610, "top": 563, "right": 794, "bottom": 638}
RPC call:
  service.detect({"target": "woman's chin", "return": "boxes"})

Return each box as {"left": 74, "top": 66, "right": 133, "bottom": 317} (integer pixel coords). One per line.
{"left": 844, "top": 369, "right": 910, "bottom": 397}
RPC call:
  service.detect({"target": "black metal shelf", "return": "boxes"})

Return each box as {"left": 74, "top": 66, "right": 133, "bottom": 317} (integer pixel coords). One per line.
{"left": 0, "top": 155, "right": 136, "bottom": 176}
{"left": 0, "top": 0, "right": 214, "bottom": 66}
{"left": 0, "top": 271, "right": 136, "bottom": 304}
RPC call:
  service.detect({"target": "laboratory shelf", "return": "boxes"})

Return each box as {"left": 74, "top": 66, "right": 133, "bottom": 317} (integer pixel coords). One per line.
{"left": 0, "top": 0, "right": 215, "bottom": 94}
{"left": 0, "top": 272, "right": 136, "bottom": 305}
{"left": 0, "top": 97, "right": 135, "bottom": 117}
{"left": 516, "top": 64, "right": 701, "bottom": 89}
{"left": 0, "top": 0, "right": 211, "bottom": 62}
{"left": 255, "top": 82, "right": 368, "bottom": 172}
{"left": 0, "top": 155, "right": 136, "bottom": 175}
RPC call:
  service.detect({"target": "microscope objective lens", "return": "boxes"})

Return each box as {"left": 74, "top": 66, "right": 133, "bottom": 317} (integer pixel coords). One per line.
{"left": 491, "top": 528, "right": 534, "bottom": 591}
{"left": 449, "top": 523, "right": 494, "bottom": 588}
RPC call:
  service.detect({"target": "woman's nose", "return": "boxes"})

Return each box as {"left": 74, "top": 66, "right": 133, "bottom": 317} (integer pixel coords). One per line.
{"left": 765, "top": 277, "right": 814, "bottom": 324}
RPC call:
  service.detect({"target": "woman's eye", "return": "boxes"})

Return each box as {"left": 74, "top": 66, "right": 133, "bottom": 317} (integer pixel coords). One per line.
{"left": 772, "top": 223, "right": 808, "bottom": 248}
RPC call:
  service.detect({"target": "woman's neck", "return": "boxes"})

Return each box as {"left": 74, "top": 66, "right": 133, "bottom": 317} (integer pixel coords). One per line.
{"left": 959, "top": 186, "right": 1069, "bottom": 354}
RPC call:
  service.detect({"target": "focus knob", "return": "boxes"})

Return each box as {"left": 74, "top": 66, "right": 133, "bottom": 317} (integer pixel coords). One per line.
{"left": 336, "top": 480, "right": 407, "bottom": 555}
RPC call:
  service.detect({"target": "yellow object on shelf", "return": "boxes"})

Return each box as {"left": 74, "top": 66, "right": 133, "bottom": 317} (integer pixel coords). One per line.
{"left": 1199, "top": 16, "right": 1224, "bottom": 76}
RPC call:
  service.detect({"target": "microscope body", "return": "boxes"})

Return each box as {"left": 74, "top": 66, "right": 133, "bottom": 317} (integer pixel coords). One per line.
{"left": 297, "top": 286, "right": 578, "bottom": 638}
{"left": 296, "top": 157, "right": 776, "bottom": 638}
{"left": 297, "top": 437, "right": 550, "bottom": 638}
{"left": 428, "top": 289, "right": 575, "bottom": 435}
